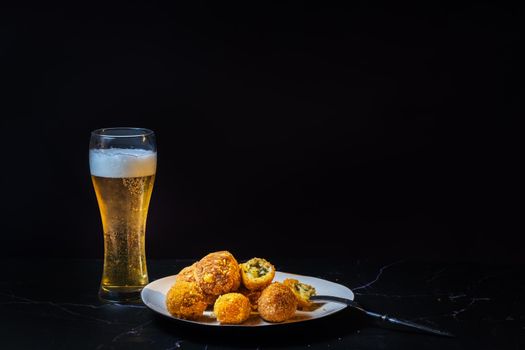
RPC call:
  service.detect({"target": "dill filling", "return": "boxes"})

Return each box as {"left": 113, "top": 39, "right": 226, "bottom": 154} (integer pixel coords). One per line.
{"left": 247, "top": 261, "right": 268, "bottom": 278}
{"left": 295, "top": 283, "right": 314, "bottom": 296}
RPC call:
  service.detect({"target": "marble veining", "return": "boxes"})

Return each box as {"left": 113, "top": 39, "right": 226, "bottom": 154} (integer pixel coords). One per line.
{"left": 110, "top": 320, "right": 153, "bottom": 342}
{"left": 164, "top": 339, "right": 184, "bottom": 349}
{"left": 1, "top": 258, "right": 524, "bottom": 349}
{"left": 426, "top": 267, "right": 448, "bottom": 282}
{"left": 0, "top": 292, "right": 116, "bottom": 325}
{"left": 348, "top": 261, "right": 505, "bottom": 324}
{"left": 351, "top": 259, "right": 406, "bottom": 291}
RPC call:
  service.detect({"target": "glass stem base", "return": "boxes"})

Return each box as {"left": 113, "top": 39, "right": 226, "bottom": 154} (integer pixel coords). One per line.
{"left": 98, "top": 285, "right": 145, "bottom": 303}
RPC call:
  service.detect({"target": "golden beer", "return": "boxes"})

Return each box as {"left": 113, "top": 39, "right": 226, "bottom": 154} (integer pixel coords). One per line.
{"left": 90, "top": 146, "right": 156, "bottom": 302}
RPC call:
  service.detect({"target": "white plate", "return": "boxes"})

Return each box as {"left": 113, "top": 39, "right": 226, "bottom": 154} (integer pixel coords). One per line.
{"left": 141, "top": 271, "right": 354, "bottom": 327}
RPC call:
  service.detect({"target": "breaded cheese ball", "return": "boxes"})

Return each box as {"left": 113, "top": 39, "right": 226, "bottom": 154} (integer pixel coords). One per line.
{"left": 240, "top": 257, "right": 275, "bottom": 291}
{"left": 213, "top": 293, "right": 251, "bottom": 324}
{"left": 165, "top": 280, "right": 207, "bottom": 320}
{"left": 257, "top": 282, "right": 297, "bottom": 323}
{"left": 283, "top": 278, "right": 316, "bottom": 309}
{"left": 194, "top": 251, "right": 241, "bottom": 296}
{"left": 177, "top": 263, "right": 217, "bottom": 306}
{"left": 177, "top": 263, "right": 197, "bottom": 282}
{"left": 237, "top": 286, "right": 262, "bottom": 311}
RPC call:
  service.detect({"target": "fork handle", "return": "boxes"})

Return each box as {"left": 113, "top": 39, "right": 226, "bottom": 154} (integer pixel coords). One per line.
{"left": 310, "top": 295, "right": 454, "bottom": 337}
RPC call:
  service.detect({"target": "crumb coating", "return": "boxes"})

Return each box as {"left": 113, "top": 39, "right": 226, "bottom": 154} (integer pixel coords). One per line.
{"left": 213, "top": 293, "right": 252, "bottom": 324}
{"left": 165, "top": 280, "right": 207, "bottom": 320}
{"left": 194, "top": 251, "right": 241, "bottom": 296}
{"left": 257, "top": 282, "right": 297, "bottom": 322}
{"left": 177, "top": 263, "right": 197, "bottom": 282}
{"left": 238, "top": 286, "right": 262, "bottom": 310}
{"left": 177, "top": 263, "right": 217, "bottom": 306}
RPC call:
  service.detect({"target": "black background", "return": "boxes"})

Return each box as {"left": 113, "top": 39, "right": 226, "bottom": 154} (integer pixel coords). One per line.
{"left": 0, "top": 2, "right": 519, "bottom": 262}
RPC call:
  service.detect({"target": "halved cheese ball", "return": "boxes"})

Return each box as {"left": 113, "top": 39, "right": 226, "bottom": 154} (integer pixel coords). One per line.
{"left": 240, "top": 257, "right": 275, "bottom": 291}
{"left": 283, "top": 278, "right": 316, "bottom": 309}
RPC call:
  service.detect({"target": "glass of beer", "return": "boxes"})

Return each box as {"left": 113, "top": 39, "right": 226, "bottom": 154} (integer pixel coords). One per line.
{"left": 89, "top": 128, "right": 157, "bottom": 303}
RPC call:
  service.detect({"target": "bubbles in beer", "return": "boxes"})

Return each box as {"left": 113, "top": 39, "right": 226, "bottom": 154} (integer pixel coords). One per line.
{"left": 123, "top": 177, "right": 148, "bottom": 196}
{"left": 90, "top": 147, "right": 156, "bottom": 298}
{"left": 89, "top": 148, "right": 157, "bottom": 178}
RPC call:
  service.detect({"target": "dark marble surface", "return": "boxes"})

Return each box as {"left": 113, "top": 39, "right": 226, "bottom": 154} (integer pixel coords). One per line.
{"left": 1, "top": 258, "right": 524, "bottom": 349}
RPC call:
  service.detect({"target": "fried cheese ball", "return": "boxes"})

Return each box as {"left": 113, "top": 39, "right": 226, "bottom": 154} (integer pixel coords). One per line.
{"left": 283, "top": 278, "right": 316, "bottom": 309}
{"left": 257, "top": 282, "right": 297, "bottom": 323}
{"left": 165, "top": 280, "right": 207, "bottom": 320}
{"left": 240, "top": 257, "right": 275, "bottom": 291}
{"left": 177, "top": 263, "right": 197, "bottom": 282}
{"left": 238, "top": 286, "right": 262, "bottom": 311}
{"left": 177, "top": 263, "right": 217, "bottom": 306}
{"left": 213, "top": 293, "right": 251, "bottom": 324}
{"left": 194, "top": 251, "right": 241, "bottom": 296}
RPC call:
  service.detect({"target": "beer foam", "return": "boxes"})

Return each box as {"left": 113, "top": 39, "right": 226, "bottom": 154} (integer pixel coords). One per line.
{"left": 89, "top": 148, "right": 157, "bottom": 178}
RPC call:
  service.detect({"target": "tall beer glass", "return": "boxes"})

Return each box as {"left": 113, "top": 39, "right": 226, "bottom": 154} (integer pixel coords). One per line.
{"left": 89, "top": 128, "right": 157, "bottom": 302}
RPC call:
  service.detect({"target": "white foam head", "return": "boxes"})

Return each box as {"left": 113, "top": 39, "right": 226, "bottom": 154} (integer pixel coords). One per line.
{"left": 89, "top": 148, "right": 157, "bottom": 178}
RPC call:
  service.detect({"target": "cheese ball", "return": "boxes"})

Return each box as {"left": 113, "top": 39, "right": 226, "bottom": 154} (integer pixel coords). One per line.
{"left": 283, "top": 278, "right": 316, "bottom": 309}
{"left": 237, "top": 286, "right": 262, "bottom": 311}
{"left": 240, "top": 257, "right": 275, "bottom": 291}
{"left": 177, "top": 263, "right": 217, "bottom": 306}
{"left": 194, "top": 251, "right": 241, "bottom": 296}
{"left": 257, "top": 282, "right": 297, "bottom": 323}
{"left": 213, "top": 293, "right": 252, "bottom": 324}
{"left": 177, "top": 263, "right": 197, "bottom": 282}
{"left": 165, "top": 280, "right": 208, "bottom": 320}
